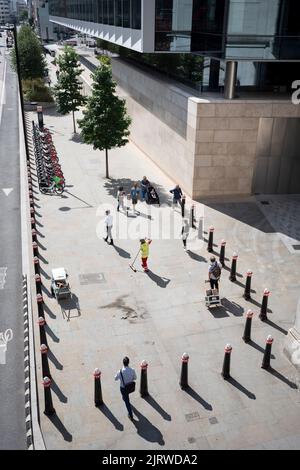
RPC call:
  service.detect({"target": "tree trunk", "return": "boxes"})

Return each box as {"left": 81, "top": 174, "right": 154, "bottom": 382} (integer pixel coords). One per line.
{"left": 72, "top": 110, "right": 76, "bottom": 134}
{"left": 105, "top": 148, "right": 109, "bottom": 179}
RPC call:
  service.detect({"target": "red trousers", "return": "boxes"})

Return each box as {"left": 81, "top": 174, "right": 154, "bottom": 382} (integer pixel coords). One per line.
{"left": 141, "top": 257, "right": 148, "bottom": 269}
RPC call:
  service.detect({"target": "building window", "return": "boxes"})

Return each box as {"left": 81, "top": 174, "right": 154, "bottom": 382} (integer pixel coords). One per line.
{"left": 115, "top": 0, "right": 122, "bottom": 27}
{"left": 131, "top": 0, "right": 141, "bottom": 29}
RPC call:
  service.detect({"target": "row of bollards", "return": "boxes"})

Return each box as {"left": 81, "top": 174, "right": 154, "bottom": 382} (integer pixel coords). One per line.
{"left": 28, "top": 157, "right": 56, "bottom": 417}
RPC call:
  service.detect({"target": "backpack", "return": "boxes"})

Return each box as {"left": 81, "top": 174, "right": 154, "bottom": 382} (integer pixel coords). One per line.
{"left": 212, "top": 263, "right": 221, "bottom": 279}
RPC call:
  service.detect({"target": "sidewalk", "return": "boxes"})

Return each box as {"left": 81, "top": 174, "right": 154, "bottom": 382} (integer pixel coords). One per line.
{"left": 28, "top": 54, "right": 300, "bottom": 450}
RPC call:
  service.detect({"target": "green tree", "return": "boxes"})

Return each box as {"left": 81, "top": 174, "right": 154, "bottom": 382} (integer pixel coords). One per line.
{"left": 54, "top": 46, "right": 86, "bottom": 134}
{"left": 19, "top": 9, "right": 28, "bottom": 22}
{"left": 78, "top": 57, "right": 131, "bottom": 178}
{"left": 10, "top": 25, "right": 46, "bottom": 80}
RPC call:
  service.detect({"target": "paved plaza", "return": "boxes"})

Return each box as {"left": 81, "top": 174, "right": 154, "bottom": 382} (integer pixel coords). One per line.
{"left": 27, "top": 56, "right": 300, "bottom": 450}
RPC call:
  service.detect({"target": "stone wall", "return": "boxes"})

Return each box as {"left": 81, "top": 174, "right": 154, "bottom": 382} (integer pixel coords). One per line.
{"left": 111, "top": 58, "right": 300, "bottom": 199}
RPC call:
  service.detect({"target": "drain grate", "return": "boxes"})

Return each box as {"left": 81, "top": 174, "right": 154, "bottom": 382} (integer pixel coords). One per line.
{"left": 79, "top": 273, "right": 106, "bottom": 285}
{"left": 292, "top": 245, "right": 300, "bottom": 251}
{"left": 260, "top": 201, "right": 270, "bottom": 205}
{"left": 209, "top": 417, "right": 218, "bottom": 425}
{"left": 188, "top": 437, "right": 196, "bottom": 444}
{"left": 185, "top": 412, "right": 200, "bottom": 422}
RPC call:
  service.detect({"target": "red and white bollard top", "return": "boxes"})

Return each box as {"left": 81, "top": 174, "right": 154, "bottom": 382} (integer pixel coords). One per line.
{"left": 246, "top": 270, "right": 253, "bottom": 277}
{"left": 35, "top": 274, "right": 41, "bottom": 282}
{"left": 32, "top": 241, "right": 38, "bottom": 249}
{"left": 181, "top": 352, "right": 189, "bottom": 363}
{"left": 36, "top": 293, "right": 43, "bottom": 303}
{"left": 224, "top": 344, "right": 232, "bottom": 354}
{"left": 31, "top": 218, "right": 35, "bottom": 225}
{"left": 263, "top": 288, "right": 270, "bottom": 297}
{"left": 93, "top": 368, "right": 101, "bottom": 379}
{"left": 38, "top": 317, "right": 46, "bottom": 327}
{"left": 209, "top": 226, "right": 214, "bottom": 232}
{"left": 33, "top": 256, "right": 39, "bottom": 264}
{"left": 221, "top": 239, "right": 226, "bottom": 246}
{"left": 140, "top": 360, "right": 148, "bottom": 370}
{"left": 232, "top": 252, "right": 238, "bottom": 260}
{"left": 40, "top": 344, "right": 48, "bottom": 354}
{"left": 266, "top": 335, "right": 274, "bottom": 345}
{"left": 30, "top": 207, "right": 34, "bottom": 213}
{"left": 32, "top": 229, "right": 37, "bottom": 236}
{"left": 246, "top": 309, "right": 254, "bottom": 319}
{"left": 42, "top": 376, "right": 51, "bottom": 388}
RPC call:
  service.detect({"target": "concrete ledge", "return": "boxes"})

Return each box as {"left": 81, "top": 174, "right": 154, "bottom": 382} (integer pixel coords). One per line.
{"left": 283, "top": 328, "right": 300, "bottom": 374}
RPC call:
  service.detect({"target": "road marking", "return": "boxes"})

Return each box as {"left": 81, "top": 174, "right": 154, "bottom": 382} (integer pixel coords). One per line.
{"left": 2, "top": 188, "right": 13, "bottom": 196}
{"left": 0, "top": 329, "right": 13, "bottom": 365}
{"left": 0, "top": 267, "right": 7, "bottom": 288}
{"left": 0, "top": 57, "right": 7, "bottom": 125}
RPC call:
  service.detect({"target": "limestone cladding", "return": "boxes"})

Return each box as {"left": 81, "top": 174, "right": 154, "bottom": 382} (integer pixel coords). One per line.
{"left": 111, "top": 58, "right": 299, "bottom": 199}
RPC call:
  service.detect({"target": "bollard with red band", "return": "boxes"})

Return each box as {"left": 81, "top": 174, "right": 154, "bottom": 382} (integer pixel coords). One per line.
{"left": 37, "top": 293, "right": 43, "bottom": 303}
{"left": 38, "top": 316, "right": 47, "bottom": 344}
{"left": 181, "top": 195, "right": 186, "bottom": 218}
{"left": 221, "top": 344, "right": 232, "bottom": 379}
{"left": 94, "top": 368, "right": 103, "bottom": 406}
{"left": 259, "top": 288, "right": 270, "bottom": 321}
{"left": 180, "top": 353, "right": 189, "bottom": 389}
{"left": 229, "top": 253, "right": 238, "bottom": 282}
{"left": 219, "top": 239, "right": 226, "bottom": 267}
{"left": 261, "top": 335, "right": 273, "bottom": 370}
{"left": 31, "top": 217, "right": 36, "bottom": 228}
{"left": 42, "top": 377, "right": 56, "bottom": 416}
{"left": 40, "top": 344, "right": 51, "bottom": 379}
{"left": 243, "top": 270, "right": 253, "bottom": 300}
{"left": 140, "top": 360, "right": 149, "bottom": 398}
{"left": 32, "top": 229, "right": 37, "bottom": 242}
{"left": 242, "top": 310, "right": 254, "bottom": 343}
{"left": 35, "top": 273, "right": 42, "bottom": 294}
{"left": 207, "top": 226, "right": 214, "bottom": 252}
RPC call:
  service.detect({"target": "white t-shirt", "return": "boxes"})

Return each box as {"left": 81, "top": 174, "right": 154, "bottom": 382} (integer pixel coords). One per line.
{"left": 209, "top": 261, "right": 222, "bottom": 280}
{"left": 115, "top": 366, "right": 137, "bottom": 388}
{"left": 104, "top": 214, "right": 113, "bottom": 227}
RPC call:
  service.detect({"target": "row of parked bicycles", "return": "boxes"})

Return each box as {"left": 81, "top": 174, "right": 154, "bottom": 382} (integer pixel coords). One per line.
{"left": 32, "top": 122, "right": 65, "bottom": 195}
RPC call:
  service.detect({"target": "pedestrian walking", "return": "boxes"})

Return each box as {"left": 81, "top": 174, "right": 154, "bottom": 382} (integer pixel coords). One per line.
{"left": 140, "top": 238, "right": 152, "bottom": 272}
{"left": 170, "top": 184, "right": 183, "bottom": 208}
{"left": 117, "top": 186, "right": 126, "bottom": 213}
{"left": 115, "top": 356, "right": 137, "bottom": 421}
{"left": 103, "top": 209, "right": 114, "bottom": 245}
{"left": 130, "top": 182, "right": 140, "bottom": 215}
{"left": 140, "top": 176, "right": 150, "bottom": 202}
{"left": 208, "top": 256, "right": 222, "bottom": 291}
{"left": 181, "top": 218, "right": 190, "bottom": 251}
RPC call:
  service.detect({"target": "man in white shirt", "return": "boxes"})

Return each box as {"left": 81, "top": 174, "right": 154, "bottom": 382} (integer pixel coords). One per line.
{"left": 103, "top": 210, "right": 113, "bottom": 245}
{"left": 115, "top": 356, "right": 137, "bottom": 420}
{"left": 208, "top": 256, "right": 222, "bottom": 291}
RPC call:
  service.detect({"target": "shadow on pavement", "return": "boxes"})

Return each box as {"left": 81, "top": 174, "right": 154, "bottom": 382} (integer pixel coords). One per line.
{"left": 187, "top": 250, "right": 206, "bottom": 263}
{"left": 51, "top": 379, "right": 68, "bottom": 403}
{"left": 41, "top": 284, "right": 53, "bottom": 299}
{"left": 184, "top": 386, "right": 213, "bottom": 410}
{"left": 248, "top": 297, "right": 273, "bottom": 313}
{"left": 227, "top": 377, "right": 256, "bottom": 399}
{"left": 60, "top": 293, "right": 81, "bottom": 321}
{"left": 103, "top": 177, "right": 172, "bottom": 206}
{"left": 267, "top": 368, "right": 298, "bottom": 389}
{"left": 146, "top": 270, "right": 170, "bottom": 288}
{"left": 248, "top": 340, "right": 275, "bottom": 359}
{"left": 97, "top": 405, "right": 124, "bottom": 431}
{"left": 65, "top": 190, "right": 93, "bottom": 208}
{"left": 43, "top": 303, "right": 57, "bottom": 319}
{"left": 131, "top": 406, "right": 165, "bottom": 445}
{"left": 220, "top": 298, "right": 244, "bottom": 316}
{"left": 209, "top": 306, "right": 229, "bottom": 318}
{"left": 113, "top": 244, "right": 131, "bottom": 259}
{"left": 144, "top": 395, "right": 172, "bottom": 421}
{"left": 48, "top": 349, "right": 63, "bottom": 370}
{"left": 48, "top": 414, "right": 72, "bottom": 442}
{"left": 233, "top": 279, "right": 256, "bottom": 294}
{"left": 45, "top": 323, "right": 60, "bottom": 343}
{"left": 265, "top": 319, "right": 288, "bottom": 335}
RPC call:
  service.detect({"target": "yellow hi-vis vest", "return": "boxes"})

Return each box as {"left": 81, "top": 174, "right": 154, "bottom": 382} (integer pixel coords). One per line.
{"left": 140, "top": 242, "right": 149, "bottom": 258}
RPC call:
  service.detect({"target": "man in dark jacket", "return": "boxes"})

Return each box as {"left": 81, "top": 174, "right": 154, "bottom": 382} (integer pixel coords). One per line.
{"left": 170, "top": 184, "right": 183, "bottom": 208}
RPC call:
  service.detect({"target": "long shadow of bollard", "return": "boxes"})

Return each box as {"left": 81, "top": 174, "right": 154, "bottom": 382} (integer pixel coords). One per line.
{"left": 97, "top": 404, "right": 124, "bottom": 431}
{"left": 131, "top": 406, "right": 165, "bottom": 446}
{"left": 183, "top": 386, "right": 213, "bottom": 410}
{"left": 248, "top": 340, "right": 275, "bottom": 359}
{"left": 144, "top": 395, "right": 172, "bottom": 421}
{"left": 48, "top": 349, "right": 63, "bottom": 370}
{"left": 43, "top": 303, "right": 57, "bottom": 319}
{"left": 266, "top": 368, "right": 298, "bottom": 389}
{"left": 44, "top": 323, "right": 60, "bottom": 343}
{"left": 227, "top": 377, "right": 256, "bottom": 399}
{"left": 51, "top": 379, "right": 68, "bottom": 403}
{"left": 264, "top": 319, "right": 288, "bottom": 335}
{"left": 48, "top": 414, "right": 72, "bottom": 442}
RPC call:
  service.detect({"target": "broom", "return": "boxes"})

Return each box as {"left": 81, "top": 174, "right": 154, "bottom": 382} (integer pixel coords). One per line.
{"left": 129, "top": 249, "right": 140, "bottom": 272}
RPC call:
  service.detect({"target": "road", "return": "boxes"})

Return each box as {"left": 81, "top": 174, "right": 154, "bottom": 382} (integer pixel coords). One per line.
{"left": 0, "top": 32, "right": 26, "bottom": 450}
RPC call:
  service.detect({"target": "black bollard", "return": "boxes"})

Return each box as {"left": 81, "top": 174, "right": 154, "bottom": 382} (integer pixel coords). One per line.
{"left": 140, "top": 360, "right": 149, "bottom": 398}
{"left": 32, "top": 241, "right": 38, "bottom": 257}
{"left": 94, "top": 368, "right": 103, "bottom": 406}
{"left": 35, "top": 273, "right": 42, "bottom": 296}
{"left": 40, "top": 344, "right": 51, "bottom": 379}
{"left": 43, "top": 377, "right": 56, "bottom": 416}
{"left": 243, "top": 270, "right": 253, "bottom": 300}
{"left": 219, "top": 239, "right": 226, "bottom": 267}
{"left": 34, "top": 257, "right": 40, "bottom": 276}
{"left": 179, "top": 353, "right": 189, "bottom": 389}
{"left": 229, "top": 253, "right": 238, "bottom": 282}
{"left": 261, "top": 335, "right": 273, "bottom": 370}
{"left": 38, "top": 317, "right": 47, "bottom": 345}
{"left": 32, "top": 228, "right": 37, "bottom": 243}
{"left": 207, "top": 226, "right": 214, "bottom": 252}
{"left": 31, "top": 217, "right": 36, "bottom": 229}
{"left": 221, "top": 344, "right": 232, "bottom": 379}
{"left": 190, "top": 205, "right": 196, "bottom": 229}
{"left": 181, "top": 195, "right": 186, "bottom": 218}
{"left": 259, "top": 288, "right": 270, "bottom": 321}
{"left": 242, "top": 310, "right": 254, "bottom": 343}
{"left": 37, "top": 293, "right": 44, "bottom": 317}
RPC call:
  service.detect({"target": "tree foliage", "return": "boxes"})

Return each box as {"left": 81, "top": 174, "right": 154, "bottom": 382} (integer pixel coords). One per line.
{"left": 54, "top": 46, "right": 86, "bottom": 133}
{"left": 78, "top": 57, "right": 131, "bottom": 178}
{"left": 10, "top": 25, "right": 46, "bottom": 80}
